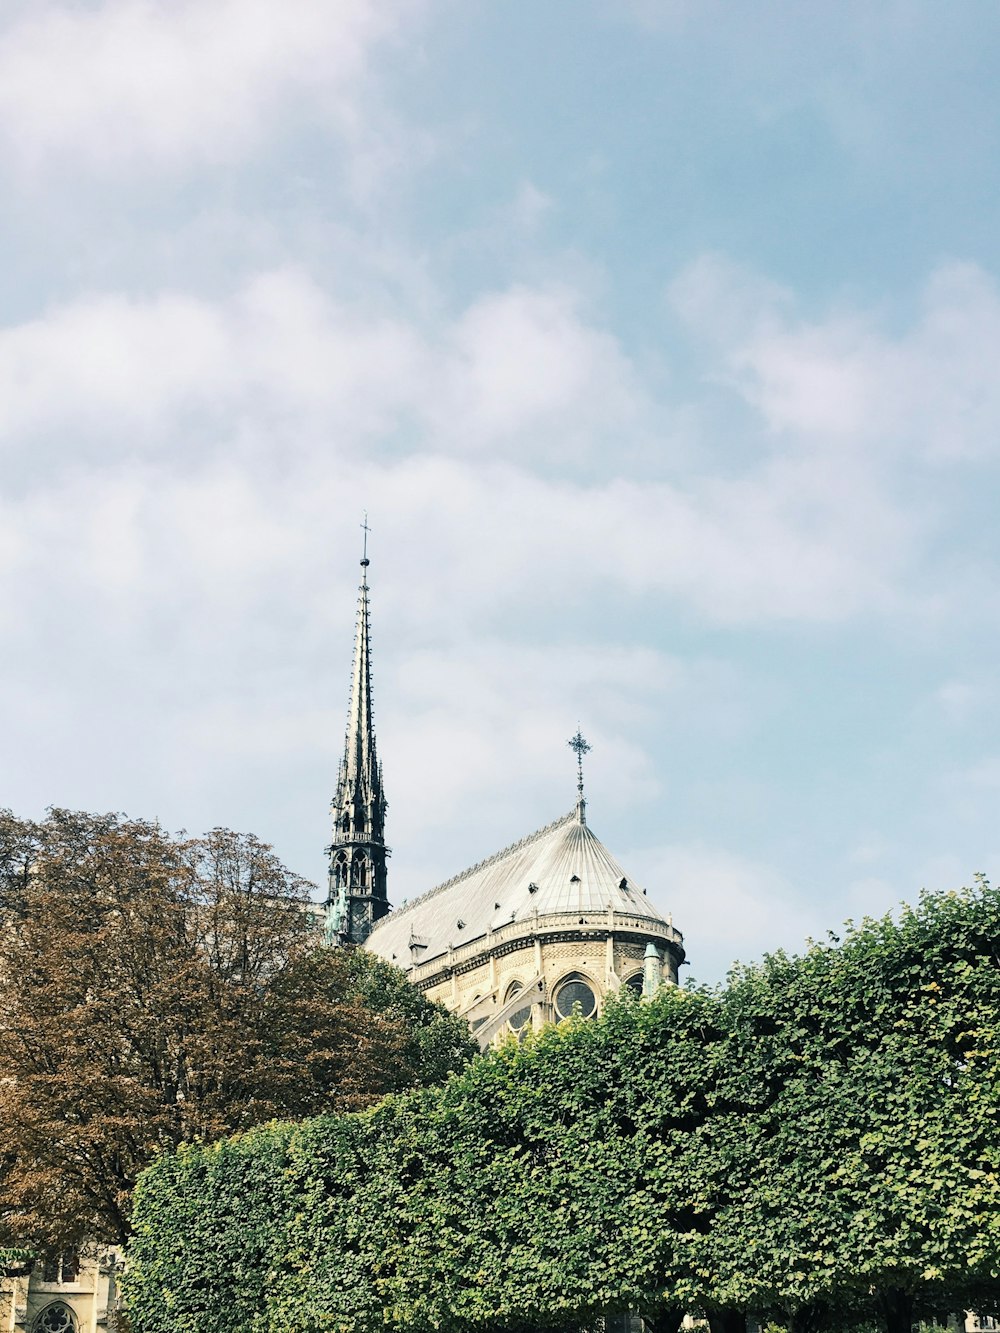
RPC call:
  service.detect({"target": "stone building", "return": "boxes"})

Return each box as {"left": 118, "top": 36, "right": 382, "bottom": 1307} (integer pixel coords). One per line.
{"left": 363, "top": 797, "right": 685, "bottom": 1048}
{"left": 0, "top": 1250, "right": 121, "bottom": 1333}
{"left": 0, "top": 549, "right": 684, "bottom": 1332}
{"left": 326, "top": 551, "right": 686, "bottom": 1046}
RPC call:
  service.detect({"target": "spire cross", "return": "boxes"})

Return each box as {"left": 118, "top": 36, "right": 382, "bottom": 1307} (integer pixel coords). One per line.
{"left": 568, "top": 727, "right": 591, "bottom": 799}
{"left": 360, "top": 512, "right": 371, "bottom": 566}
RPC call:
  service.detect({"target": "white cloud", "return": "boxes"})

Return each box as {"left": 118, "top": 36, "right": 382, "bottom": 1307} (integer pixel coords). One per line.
{"left": 0, "top": 0, "right": 416, "bottom": 173}
{"left": 934, "top": 678, "right": 990, "bottom": 724}
{"left": 939, "top": 757, "right": 1000, "bottom": 830}
{"left": 847, "top": 835, "right": 893, "bottom": 868}
{"left": 1, "top": 273, "right": 641, "bottom": 459}
{"left": 840, "top": 875, "right": 903, "bottom": 924}
{"left": 627, "top": 841, "right": 821, "bottom": 982}
{"left": 670, "top": 254, "right": 1000, "bottom": 463}
{"left": 0, "top": 247, "right": 979, "bottom": 900}
{"left": 0, "top": 272, "right": 663, "bottom": 500}
{"left": 668, "top": 252, "right": 792, "bottom": 349}
{"left": 429, "top": 284, "right": 646, "bottom": 454}
{"left": 0, "top": 269, "right": 425, "bottom": 457}
{"left": 0, "top": 268, "right": 918, "bottom": 627}
{"left": 508, "top": 180, "right": 554, "bottom": 231}
{"left": 370, "top": 641, "right": 676, "bottom": 908}
{"left": 616, "top": 0, "right": 705, "bottom": 33}
{"left": 633, "top": 843, "right": 925, "bottom": 984}
{"left": 0, "top": 290, "right": 231, "bottom": 438}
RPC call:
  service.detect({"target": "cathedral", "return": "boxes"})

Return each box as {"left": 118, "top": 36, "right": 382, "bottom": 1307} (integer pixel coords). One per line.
{"left": 325, "top": 550, "right": 686, "bottom": 1046}
{"left": 0, "top": 548, "right": 685, "bottom": 1333}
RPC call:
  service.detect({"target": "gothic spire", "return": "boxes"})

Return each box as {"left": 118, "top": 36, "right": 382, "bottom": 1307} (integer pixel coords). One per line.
{"left": 325, "top": 523, "right": 390, "bottom": 945}
{"left": 342, "top": 552, "right": 379, "bottom": 817}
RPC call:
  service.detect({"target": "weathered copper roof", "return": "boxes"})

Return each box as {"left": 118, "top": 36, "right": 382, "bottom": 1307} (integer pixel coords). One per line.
{"left": 364, "top": 802, "right": 671, "bottom": 970}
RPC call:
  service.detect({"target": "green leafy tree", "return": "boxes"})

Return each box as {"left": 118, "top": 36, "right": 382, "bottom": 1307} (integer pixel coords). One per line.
{"left": 124, "top": 876, "right": 1000, "bottom": 1333}
{"left": 703, "top": 884, "right": 1000, "bottom": 1333}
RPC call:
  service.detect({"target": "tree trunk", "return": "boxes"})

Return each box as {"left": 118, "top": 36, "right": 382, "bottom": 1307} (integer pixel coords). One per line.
{"left": 789, "top": 1301, "right": 829, "bottom": 1333}
{"left": 644, "top": 1306, "right": 686, "bottom": 1333}
{"left": 708, "top": 1309, "right": 747, "bottom": 1333}
{"left": 876, "top": 1287, "right": 916, "bottom": 1333}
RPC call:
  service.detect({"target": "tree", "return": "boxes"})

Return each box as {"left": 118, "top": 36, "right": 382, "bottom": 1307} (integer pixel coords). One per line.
{"left": 700, "top": 882, "right": 1000, "bottom": 1333}
{"left": 0, "top": 808, "right": 475, "bottom": 1252}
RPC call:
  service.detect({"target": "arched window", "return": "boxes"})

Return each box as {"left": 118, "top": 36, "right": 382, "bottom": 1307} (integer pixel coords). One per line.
{"left": 504, "top": 981, "right": 533, "bottom": 1032}
{"left": 553, "top": 972, "right": 597, "bottom": 1020}
{"left": 624, "top": 971, "right": 644, "bottom": 997}
{"left": 33, "top": 1304, "right": 77, "bottom": 1333}
{"left": 351, "top": 851, "right": 368, "bottom": 890}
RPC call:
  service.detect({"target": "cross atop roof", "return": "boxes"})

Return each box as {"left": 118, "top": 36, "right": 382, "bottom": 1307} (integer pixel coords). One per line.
{"left": 568, "top": 727, "right": 591, "bottom": 812}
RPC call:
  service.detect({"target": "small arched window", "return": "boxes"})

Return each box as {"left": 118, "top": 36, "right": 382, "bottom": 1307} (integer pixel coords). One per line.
{"left": 351, "top": 852, "right": 368, "bottom": 890}
{"left": 504, "top": 981, "right": 533, "bottom": 1032}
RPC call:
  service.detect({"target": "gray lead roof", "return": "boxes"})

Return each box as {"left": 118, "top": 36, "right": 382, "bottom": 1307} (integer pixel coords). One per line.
{"left": 364, "top": 803, "right": 671, "bottom": 969}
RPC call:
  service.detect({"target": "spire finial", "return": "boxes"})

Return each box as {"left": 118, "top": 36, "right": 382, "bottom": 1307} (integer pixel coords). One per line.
{"left": 568, "top": 727, "right": 591, "bottom": 822}
{"left": 360, "top": 511, "right": 371, "bottom": 569}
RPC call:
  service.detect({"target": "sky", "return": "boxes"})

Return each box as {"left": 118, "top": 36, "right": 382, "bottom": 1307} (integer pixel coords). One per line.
{"left": 4, "top": 1, "right": 1000, "bottom": 983}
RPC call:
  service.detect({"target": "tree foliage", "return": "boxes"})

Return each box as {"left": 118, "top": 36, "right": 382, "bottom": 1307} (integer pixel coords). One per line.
{"left": 0, "top": 808, "right": 475, "bottom": 1252}
{"left": 125, "top": 877, "right": 1000, "bottom": 1333}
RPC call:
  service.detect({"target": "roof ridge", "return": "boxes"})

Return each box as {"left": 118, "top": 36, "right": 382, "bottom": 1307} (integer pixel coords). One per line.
{"left": 368, "top": 808, "right": 578, "bottom": 930}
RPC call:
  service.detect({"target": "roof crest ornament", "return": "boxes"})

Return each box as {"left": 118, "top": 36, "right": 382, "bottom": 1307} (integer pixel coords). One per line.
{"left": 568, "top": 727, "right": 591, "bottom": 825}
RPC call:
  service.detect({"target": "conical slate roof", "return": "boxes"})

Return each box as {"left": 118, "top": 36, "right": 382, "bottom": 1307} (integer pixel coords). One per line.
{"left": 364, "top": 803, "right": 668, "bottom": 970}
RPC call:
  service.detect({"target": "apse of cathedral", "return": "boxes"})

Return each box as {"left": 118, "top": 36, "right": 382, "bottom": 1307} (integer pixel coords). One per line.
{"left": 325, "top": 545, "right": 686, "bottom": 1047}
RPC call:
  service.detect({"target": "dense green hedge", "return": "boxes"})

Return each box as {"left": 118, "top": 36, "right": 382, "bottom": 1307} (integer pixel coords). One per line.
{"left": 125, "top": 881, "right": 1000, "bottom": 1333}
